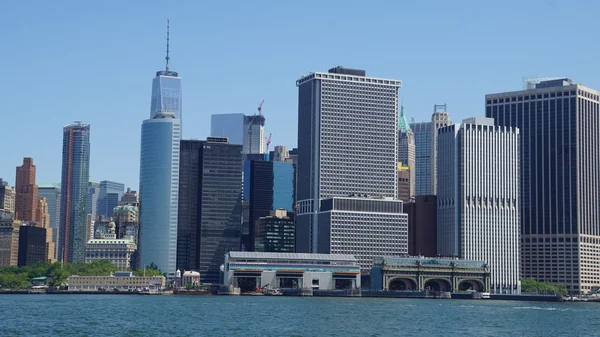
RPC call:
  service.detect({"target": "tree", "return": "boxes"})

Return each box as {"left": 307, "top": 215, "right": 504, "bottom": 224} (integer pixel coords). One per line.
{"left": 0, "top": 273, "right": 30, "bottom": 289}
{"left": 133, "top": 265, "right": 164, "bottom": 277}
{"left": 521, "top": 278, "right": 567, "bottom": 296}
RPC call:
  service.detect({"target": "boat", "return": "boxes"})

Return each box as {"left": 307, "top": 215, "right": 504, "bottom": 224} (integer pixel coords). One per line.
{"left": 481, "top": 292, "right": 491, "bottom": 299}
{"left": 264, "top": 288, "right": 283, "bottom": 296}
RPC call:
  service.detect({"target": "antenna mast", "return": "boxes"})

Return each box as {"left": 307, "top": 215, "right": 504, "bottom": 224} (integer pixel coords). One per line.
{"left": 165, "top": 19, "right": 170, "bottom": 71}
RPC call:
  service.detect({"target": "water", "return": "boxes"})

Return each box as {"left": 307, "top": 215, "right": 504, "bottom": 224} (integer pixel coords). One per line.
{"left": 1, "top": 295, "right": 599, "bottom": 336}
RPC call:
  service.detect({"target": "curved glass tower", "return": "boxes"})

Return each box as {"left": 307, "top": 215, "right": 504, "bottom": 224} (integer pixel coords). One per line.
{"left": 138, "top": 23, "right": 182, "bottom": 278}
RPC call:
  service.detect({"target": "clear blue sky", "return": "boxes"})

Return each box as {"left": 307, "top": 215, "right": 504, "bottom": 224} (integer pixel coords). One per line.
{"left": 1, "top": 0, "right": 599, "bottom": 189}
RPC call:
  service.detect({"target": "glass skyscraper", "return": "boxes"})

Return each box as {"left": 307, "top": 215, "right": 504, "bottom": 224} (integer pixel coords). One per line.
{"left": 39, "top": 184, "right": 61, "bottom": 261}
{"left": 59, "top": 122, "right": 91, "bottom": 263}
{"left": 243, "top": 160, "right": 295, "bottom": 251}
{"left": 96, "top": 180, "right": 125, "bottom": 218}
{"left": 210, "top": 113, "right": 245, "bottom": 145}
{"left": 138, "top": 27, "right": 182, "bottom": 278}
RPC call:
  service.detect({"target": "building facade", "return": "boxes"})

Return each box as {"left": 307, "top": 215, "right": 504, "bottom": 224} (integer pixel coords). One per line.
{"left": 96, "top": 181, "right": 125, "bottom": 218}
{"left": 67, "top": 273, "right": 165, "bottom": 292}
{"left": 39, "top": 184, "right": 60, "bottom": 260}
{"left": 430, "top": 105, "right": 451, "bottom": 195}
{"left": 15, "top": 158, "right": 38, "bottom": 221}
{"left": 410, "top": 122, "right": 432, "bottom": 196}
{"left": 397, "top": 165, "right": 411, "bottom": 203}
{"left": 271, "top": 145, "right": 289, "bottom": 162}
{"left": 296, "top": 67, "right": 401, "bottom": 253}
{"left": 210, "top": 113, "right": 245, "bottom": 145}
{"left": 243, "top": 160, "right": 295, "bottom": 251}
{"left": 177, "top": 138, "right": 243, "bottom": 283}
{"left": 255, "top": 210, "right": 295, "bottom": 252}
{"left": 0, "top": 180, "right": 16, "bottom": 215}
{"left": 404, "top": 195, "right": 437, "bottom": 257}
{"left": 138, "top": 45, "right": 182, "bottom": 279}
{"left": 437, "top": 117, "right": 520, "bottom": 294}
{"left": 59, "top": 121, "right": 91, "bottom": 263}
{"left": 315, "top": 197, "right": 408, "bottom": 271}
{"left": 85, "top": 236, "right": 137, "bottom": 270}
{"left": 486, "top": 78, "right": 600, "bottom": 294}
{"left": 17, "top": 224, "right": 47, "bottom": 266}
{"left": 119, "top": 188, "right": 139, "bottom": 207}
{"left": 398, "top": 105, "right": 415, "bottom": 200}
{"left": 87, "top": 181, "right": 100, "bottom": 222}
{"left": 243, "top": 114, "right": 266, "bottom": 154}
{"left": 224, "top": 251, "right": 361, "bottom": 292}
{"left": 0, "top": 211, "right": 18, "bottom": 267}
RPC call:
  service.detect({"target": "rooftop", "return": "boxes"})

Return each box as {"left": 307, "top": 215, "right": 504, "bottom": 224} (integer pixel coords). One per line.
{"left": 374, "top": 256, "right": 487, "bottom": 268}
{"left": 227, "top": 251, "right": 357, "bottom": 263}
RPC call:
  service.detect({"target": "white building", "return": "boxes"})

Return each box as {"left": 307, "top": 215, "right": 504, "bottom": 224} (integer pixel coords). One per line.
{"left": 68, "top": 272, "right": 165, "bottom": 291}
{"left": 315, "top": 197, "right": 408, "bottom": 271}
{"left": 84, "top": 234, "right": 137, "bottom": 270}
{"left": 296, "top": 67, "right": 402, "bottom": 254}
{"left": 210, "top": 113, "right": 265, "bottom": 154}
{"left": 437, "top": 117, "right": 520, "bottom": 294}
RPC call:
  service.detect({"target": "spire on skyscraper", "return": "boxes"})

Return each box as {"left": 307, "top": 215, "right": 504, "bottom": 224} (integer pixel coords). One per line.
{"left": 165, "top": 19, "right": 170, "bottom": 72}
{"left": 398, "top": 101, "right": 411, "bottom": 133}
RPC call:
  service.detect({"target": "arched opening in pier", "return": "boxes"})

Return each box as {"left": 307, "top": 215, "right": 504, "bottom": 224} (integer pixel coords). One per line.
{"left": 424, "top": 279, "right": 451, "bottom": 292}
{"left": 388, "top": 278, "right": 417, "bottom": 291}
{"left": 458, "top": 280, "right": 484, "bottom": 292}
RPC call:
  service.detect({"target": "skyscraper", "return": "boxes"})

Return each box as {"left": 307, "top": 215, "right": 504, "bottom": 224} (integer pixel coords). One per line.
{"left": 210, "top": 113, "right": 245, "bottom": 145}
{"left": 139, "top": 21, "right": 182, "bottom": 279}
{"left": 398, "top": 105, "right": 415, "bottom": 201}
{"left": 437, "top": 117, "right": 520, "bottom": 294}
{"left": 96, "top": 180, "right": 125, "bottom": 218}
{"left": 176, "top": 138, "right": 243, "bottom": 282}
{"left": 0, "top": 179, "right": 16, "bottom": 214}
{"left": 39, "top": 184, "right": 60, "bottom": 261}
{"left": 410, "top": 105, "right": 451, "bottom": 196}
{"left": 243, "top": 114, "right": 265, "bottom": 154}
{"left": 486, "top": 78, "right": 600, "bottom": 294}
{"left": 295, "top": 66, "right": 404, "bottom": 262}
{"left": 15, "top": 158, "right": 38, "bottom": 221}
{"left": 242, "top": 160, "right": 295, "bottom": 251}
{"left": 59, "top": 121, "right": 91, "bottom": 263}
{"left": 86, "top": 181, "right": 100, "bottom": 221}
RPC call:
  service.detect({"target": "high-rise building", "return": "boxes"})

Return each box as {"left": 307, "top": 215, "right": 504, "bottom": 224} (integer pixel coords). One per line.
{"left": 36, "top": 197, "right": 55, "bottom": 263}
{"left": 59, "top": 121, "right": 91, "bottom": 263}
{"left": 17, "top": 224, "right": 48, "bottom": 267}
{"left": 177, "top": 138, "right": 243, "bottom": 282}
{"left": 272, "top": 145, "right": 289, "bottom": 162}
{"left": 486, "top": 78, "right": 600, "bottom": 294}
{"left": 96, "top": 181, "right": 125, "bottom": 218}
{"left": 242, "top": 160, "right": 295, "bottom": 251}
{"left": 410, "top": 122, "right": 432, "bottom": 196}
{"left": 430, "top": 104, "right": 451, "bottom": 195}
{"left": 210, "top": 113, "right": 245, "bottom": 145}
{"left": 243, "top": 114, "right": 266, "bottom": 154}
{"left": 113, "top": 205, "right": 139, "bottom": 242}
{"left": 119, "top": 188, "right": 139, "bottom": 207}
{"left": 0, "top": 211, "right": 18, "bottom": 267}
{"left": 404, "top": 195, "right": 437, "bottom": 257}
{"left": 296, "top": 66, "right": 401, "bottom": 255}
{"left": 397, "top": 165, "right": 411, "bottom": 203}
{"left": 255, "top": 209, "right": 295, "bottom": 252}
{"left": 39, "top": 184, "right": 60, "bottom": 261}
{"left": 410, "top": 105, "right": 451, "bottom": 196}
{"left": 0, "top": 179, "right": 16, "bottom": 214}
{"left": 86, "top": 181, "right": 100, "bottom": 221}
{"left": 139, "top": 23, "right": 182, "bottom": 279}
{"left": 15, "top": 158, "right": 38, "bottom": 221}
{"left": 398, "top": 105, "right": 415, "bottom": 201}
{"left": 437, "top": 117, "right": 520, "bottom": 294}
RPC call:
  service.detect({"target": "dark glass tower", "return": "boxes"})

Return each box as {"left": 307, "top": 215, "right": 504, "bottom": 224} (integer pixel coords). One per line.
{"left": 59, "top": 121, "right": 91, "bottom": 263}
{"left": 177, "top": 138, "right": 243, "bottom": 283}
{"left": 242, "top": 160, "right": 295, "bottom": 251}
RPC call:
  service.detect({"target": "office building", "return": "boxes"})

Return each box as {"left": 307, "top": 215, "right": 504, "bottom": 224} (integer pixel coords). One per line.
{"left": 85, "top": 237, "right": 137, "bottom": 270}
{"left": 15, "top": 158, "right": 38, "bottom": 221}
{"left": 119, "top": 188, "right": 139, "bottom": 207}
{"left": 113, "top": 205, "right": 139, "bottom": 242}
{"left": 59, "top": 121, "right": 91, "bottom": 263}
{"left": 68, "top": 273, "right": 165, "bottom": 292}
{"left": 437, "top": 117, "right": 520, "bottom": 294}
{"left": 39, "top": 184, "right": 60, "bottom": 260}
{"left": 243, "top": 114, "right": 266, "bottom": 154}
{"left": 486, "top": 78, "right": 600, "bottom": 294}
{"left": 223, "top": 252, "right": 361, "bottom": 292}
{"left": 404, "top": 195, "right": 437, "bottom": 257}
{"left": 87, "top": 181, "right": 100, "bottom": 222}
{"left": 243, "top": 160, "right": 295, "bottom": 251}
{"left": 96, "top": 181, "right": 125, "bottom": 218}
{"left": 271, "top": 145, "right": 289, "bottom": 162}
{"left": 36, "top": 197, "right": 55, "bottom": 263}
{"left": 315, "top": 197, "right": 408, "bottom": 271}
{"left": 0, "top": 211, "right": 18, "bottom": 267}
{"left": 17, "top": 224, "right": 48, "bottom": 266}
{"left": 177, "top": 138, "right": 243, "bottom": 283}
{"left": 410, "top": 105, "right": 451, "bottom": 196}
{"left": 139, "top": 24, "right": 182, "bottom": 279}
{"left": 397, "top": 164, "right": 410, "bottom": 203}
{"left": 210, "top": 113, "right": 244, "bottom": 145}
{"left": 0, "top": 179, "right": 15, "bottom": 214}
{"left": 296, "top": 67, "right": 401, "bottom": 254}
{"left": 398, "top": 105, "right": 415, "bottom": 200}
{"left": 255, "top": 209, "right": 295, "bottom": 252}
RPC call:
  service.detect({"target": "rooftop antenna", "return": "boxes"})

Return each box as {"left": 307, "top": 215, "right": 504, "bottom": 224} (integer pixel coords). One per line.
{"left": 165, "top": 19, "right": 170, "bottom": 72}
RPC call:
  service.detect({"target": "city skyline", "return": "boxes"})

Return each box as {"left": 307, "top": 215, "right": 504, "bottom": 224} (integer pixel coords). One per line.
{"left": 3, "top": 1, "right": 600, "bottom": 189}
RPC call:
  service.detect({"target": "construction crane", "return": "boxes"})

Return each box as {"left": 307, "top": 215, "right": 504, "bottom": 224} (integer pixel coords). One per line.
{"left": 265, "top": 133, "right": 272, "bottom": 153}
{"left": 247, "top": 100, "right": 264, "bottom": 154}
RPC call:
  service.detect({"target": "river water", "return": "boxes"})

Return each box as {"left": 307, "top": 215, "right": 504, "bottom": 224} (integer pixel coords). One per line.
{"left": 0, "top": 295, "right": 598, "bottom": 336}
